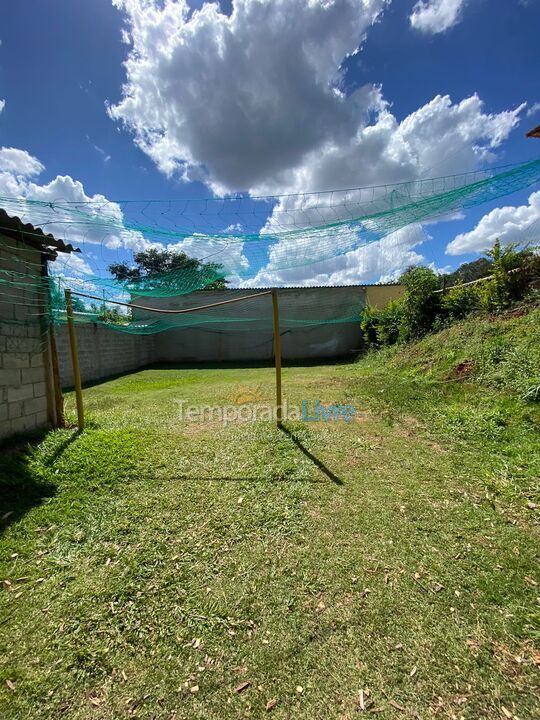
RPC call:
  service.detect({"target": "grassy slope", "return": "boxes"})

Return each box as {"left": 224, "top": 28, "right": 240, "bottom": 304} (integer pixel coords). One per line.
{"left": 0, "top": 308, "right": 538, "bottom": 720}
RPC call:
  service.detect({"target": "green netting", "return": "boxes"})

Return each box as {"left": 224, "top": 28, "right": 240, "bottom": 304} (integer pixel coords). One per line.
{"left": 0, "top": 157, "right": 539, "bottom": 335}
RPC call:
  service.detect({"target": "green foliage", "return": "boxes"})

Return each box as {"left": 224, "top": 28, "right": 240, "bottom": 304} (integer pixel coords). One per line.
{"left": 108, "top": 248, "right": 228, "bottom": 290}
{"left": 398, "top": 266, "right": 441, "bottom": 341}
{"left": 360, "top": 300, "right": 403, "bottom": 348}
{"left": 359, "top": 305, "right": 380, "bottom": 348}
{"left": 441, "top": 257, "right": 493, "bottom": 286}
{"left": 441, "top": 282, "right": 481, "bottom": 320}
{"left": 97, "top": 307, "right": 131, "bottom": 325}
{"left": 359, "top": 241, "right": 540, "bottom": 349}
{"left": 479, "top": 239, "right": 540, "bottom": 313}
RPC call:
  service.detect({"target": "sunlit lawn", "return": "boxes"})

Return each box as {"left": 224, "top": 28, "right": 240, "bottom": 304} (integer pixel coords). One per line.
{"left": 0, "top": 359, "right": 538, "bottom": 719}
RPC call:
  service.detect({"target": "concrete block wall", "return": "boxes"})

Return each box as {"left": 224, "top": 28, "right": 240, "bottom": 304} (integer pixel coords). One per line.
{"left": 0, "top": 237, "right": 51, "bottom": 441}
{"left": 55, "top": 324, "right": 155, "bottom": 389}
{"left": 135, "top": 285, "right": 404, "bottom": 363}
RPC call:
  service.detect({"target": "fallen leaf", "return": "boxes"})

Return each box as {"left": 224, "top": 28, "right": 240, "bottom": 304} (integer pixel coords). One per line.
{"left": 5, "top": 680, "right": 15, "bottom": 691}
{"left": 190, "top": 685, "right": 199, "bottom": 694}
{"left": 410, "top": 666, "right": 417, "bottom": 678}
{"left": 296, "top": 686, "right": 304, "bottom": 694}
{"left": 265, "top": 698, "right": 278, "bottom": 712}
{"left": 389, "top": 700, "right": 405, "bottom": 711}
{"left": 235, "top": 681, "right": 251, "bottom": 694}
{"left": 501, "top": 706, "right": 512, "bottom": 718}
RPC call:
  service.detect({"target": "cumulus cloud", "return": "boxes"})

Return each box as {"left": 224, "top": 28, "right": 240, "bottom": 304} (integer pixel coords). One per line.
{"left": 241, "top": 225, "right": 429, "bottom": 287}
{"left": 410, "top": 0, "right": 467, "bottom": 34}
{"left": 0, "top": 147, "right": 45, "bottom": 196}
{"left": 107, "top": 0, "right": 526, "bottom": 284}
{"left": 0, "top": 146, "right": 150, "bottom": 260}
{"left": 0, "top": 99, "right": 5, "bottom": 113}
{"left": 446, "top": 190, "right": 540, "bottom": 255}
{"left": 170, "top": 234, "right": 249, "bottom": 284}
{"left": 109, "top": 0, "right": 390, "bottom": 193}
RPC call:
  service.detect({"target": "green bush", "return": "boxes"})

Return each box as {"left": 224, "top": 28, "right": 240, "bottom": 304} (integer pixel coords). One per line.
{"left": 479, "top": 240, "right": 540, "bottom": 313}
{"left": 360, "top": 300, "right": 404, "bottom": 348}
{"left": 398, "top": 266, "right": 441, "bottom": 341}
{"left": 359, "top": 305, "right": 381, "bottom": 348}
{"left": 358, "top": 240, "right": 539, "bottom": 350}
{"left": 441, "top": 282, "right": 481, "bottom": 320}
{"left": 376, "top": 300, "right": 403, "bottom": 346}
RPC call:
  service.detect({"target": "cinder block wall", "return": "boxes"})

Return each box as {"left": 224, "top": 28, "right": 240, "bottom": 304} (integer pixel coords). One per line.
{"left": 55, "top": 324, "right": 155, "bottom": 389}
{"left": 0, "top": 237, "right": 51, "bottom": 441}
{"left": 135, "top": 285, "right": 404, "bottom": 363}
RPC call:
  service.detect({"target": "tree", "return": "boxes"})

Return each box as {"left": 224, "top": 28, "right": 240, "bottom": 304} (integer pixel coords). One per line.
{"left": 108, "top": 249, "right": 228, "bottom": 290}
{"left": 441, "top": 257, "right": 493, "bottom": 288}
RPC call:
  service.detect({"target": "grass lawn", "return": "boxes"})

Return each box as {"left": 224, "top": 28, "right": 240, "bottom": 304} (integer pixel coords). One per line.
{"left": 1, "top": 311, "right": 539, "bottom": 719}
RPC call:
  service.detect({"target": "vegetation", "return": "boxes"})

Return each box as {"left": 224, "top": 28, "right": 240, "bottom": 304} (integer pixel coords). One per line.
{"left": 108, "top": 248, "right": 228, "bottom": 290}
{"left": 361, "top": 240, "right": 540, "bottom": 349}
{"left": 1, "top": 303, "right": 538, "bottom": 719}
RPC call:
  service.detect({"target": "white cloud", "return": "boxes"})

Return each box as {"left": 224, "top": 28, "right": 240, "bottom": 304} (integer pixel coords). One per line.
{"left": 410, "top": 0, "right": 467, "bottom": 34}
{"left": 0, "top": 147, "right": 44, "bottom": 179}
{"left": 0, "top": 99, "right": 5, "bottom": 113}
{"left": 527, "top": 101, "right": 540, "bottom": 118}
{"left": 53, "top": 252, "right": 95, "bottom": 277}
{"left": 170, "top": 234, "right": 249, "bottom": 284}
{"left": 110, "top": 1, "right": 517, "bottom": 197}
{"left": 446, "top": 190, "right": 540, "bottom": 255}
{"left": 0, "top": 146, "right": 150, "bottom": 255}
{"left": 108, "top": 0, "right": 526, "bottom": 285}
{"left": 241, "top": 225, "right": 427, "bottom": 286}
{"left": 109, "top": 0, "right": 390, "bottom": 193}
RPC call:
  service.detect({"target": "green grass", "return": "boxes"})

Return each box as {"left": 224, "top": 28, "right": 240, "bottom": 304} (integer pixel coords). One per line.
{"left": 1, "top": 308, "right": 539, "bottom": 719}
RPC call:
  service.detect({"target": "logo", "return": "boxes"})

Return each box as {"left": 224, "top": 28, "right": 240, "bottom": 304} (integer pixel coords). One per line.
{"left": 175, "top": 397, "right": 359, "bottom": 425}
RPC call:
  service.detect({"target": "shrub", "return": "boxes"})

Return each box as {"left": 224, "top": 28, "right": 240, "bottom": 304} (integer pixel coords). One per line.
{"left": 441, "top": 282, "right": 481, "bottom": 320}
{"left": 479, "top": 239, "right": 540, "bottom": 312}
{"left": 376, "top": 300, "right": 403, "bottom": 346}
{"left": 359, "top": 305, "right": 381, "bottom": 349}
{"left": 360, "top": 300, "right": 404, "bottom": 348}
{"left": 398, "top": 266, "right": 441, "bottom": 341}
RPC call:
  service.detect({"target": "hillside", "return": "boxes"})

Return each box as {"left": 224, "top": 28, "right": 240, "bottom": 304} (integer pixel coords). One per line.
{"left": 352, "top": 301, "right": 540, "bottom": 512}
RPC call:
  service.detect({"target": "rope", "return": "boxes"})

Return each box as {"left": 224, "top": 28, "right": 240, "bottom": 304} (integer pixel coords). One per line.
{"left": 68, "top": 289, "right": 272, "bottom": 314}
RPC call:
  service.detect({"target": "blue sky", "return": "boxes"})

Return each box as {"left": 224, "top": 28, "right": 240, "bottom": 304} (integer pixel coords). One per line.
{"left": 1, "top": 0, "right": 539, "bottom": 287}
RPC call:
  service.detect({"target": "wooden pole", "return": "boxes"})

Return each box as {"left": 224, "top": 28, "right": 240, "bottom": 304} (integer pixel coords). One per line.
{"left": 271, "top": 288, "right": 282, "bottom": 426}
{"left": 48, "top": 328, "right": 65, "bottom": 427}
{"left": 64, "top": 289, "right": 85, "bottom": 430}
{"left": 40, "top": 256, "right": 64, "bottom": 427}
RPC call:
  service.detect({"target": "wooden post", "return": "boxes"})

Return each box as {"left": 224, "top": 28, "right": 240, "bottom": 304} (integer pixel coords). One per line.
{"left": 271, "top": 288, "right": 282, "bottom": 426}
{"left": 64, "top": 289, "right": 85, "bottom": 430}
{"left": 40, "top": 255, "right": 64, "bottom": 427}
{"left": 48, "top": 328, "right": 65, "bottom": 427}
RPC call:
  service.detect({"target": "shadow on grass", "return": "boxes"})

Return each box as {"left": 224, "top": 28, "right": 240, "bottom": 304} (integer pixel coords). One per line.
{"left": 0, "top": 452, "right": 56, "bottom": 536}
{"left": 279, "top": 424, "right": 343, "bottom": 485}
{"left": 0, "top": 427, "right": 83, "bottom": 535}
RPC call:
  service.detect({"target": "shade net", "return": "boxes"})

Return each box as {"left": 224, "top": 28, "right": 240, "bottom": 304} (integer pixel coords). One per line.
{"left": 0, "top": 158, "right": 539, "bottom": 336}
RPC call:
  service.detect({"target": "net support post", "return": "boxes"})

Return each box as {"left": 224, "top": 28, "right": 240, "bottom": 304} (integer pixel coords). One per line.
{"left": 271, "top": 288, "right": 283, "bottom": 427}
{"left": 64, "top": 289, "right": 85, "bottom": 431}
